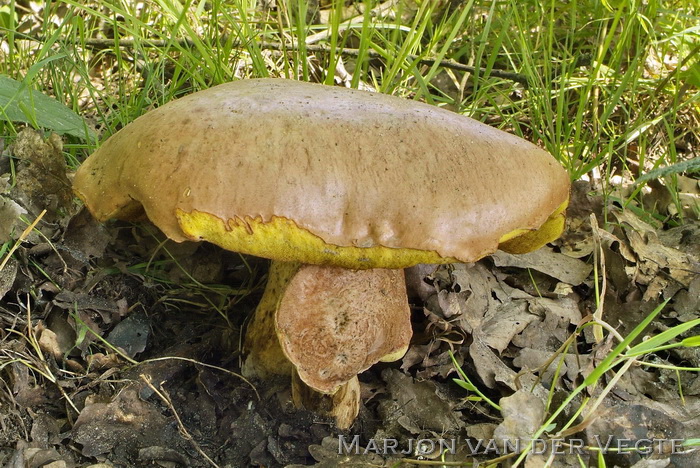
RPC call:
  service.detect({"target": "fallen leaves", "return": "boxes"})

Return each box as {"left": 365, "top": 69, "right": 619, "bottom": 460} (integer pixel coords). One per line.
{"left": 0, "top": 131, "right": 698, "bottom": 467}
{"left": 72, "top": 386, "right": 176, "bottom": 458}
{"left": 392, "top": 182, "right": 700, "bottom": 467}
{"left": 378, "top": 368, "right": 463, "bottom": 434}
{"left": 9, "top": 128, "right": 73, "bottom": 221}
{"left": 491, "top": 247, "right": 592, "bottom": 285}
{"left": 493, "top": 390, "right": 545, "bottom": 450}
{"left": 613, "top": 208, "right": 699, "bottom": 299}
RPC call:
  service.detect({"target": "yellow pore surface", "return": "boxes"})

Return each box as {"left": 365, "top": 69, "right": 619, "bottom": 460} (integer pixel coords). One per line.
{"left": 176, "top": 198, "right": 569, "bottom": 269}
{"left": 497, "top": 199, "right": 568, "bottom": 254}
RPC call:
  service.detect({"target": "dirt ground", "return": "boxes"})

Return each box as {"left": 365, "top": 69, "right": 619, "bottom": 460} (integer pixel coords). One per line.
{"left": 0, "top": 128, "right": 699, "bottom": 467}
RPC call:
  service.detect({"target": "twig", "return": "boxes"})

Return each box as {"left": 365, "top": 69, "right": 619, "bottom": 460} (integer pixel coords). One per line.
{"left": 30, "top": 35, "right": 530, "bottom": 87}
{"left": 0, "top": 209, "right": 46, "bottom": 272}
{"left": 400, "top": 450, "right": 519, "bottom": 466}
{"left": 590, "top": 213, "right": 607, "bottom": 343}
{"left": 137, "top": 356, "right": 260, "bottom": 401}
{"left": 140, "top": 374, "right": 220, "bottom": 468}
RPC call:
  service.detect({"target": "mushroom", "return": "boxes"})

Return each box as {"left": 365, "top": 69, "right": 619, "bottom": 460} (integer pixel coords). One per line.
{"left": 73, "top": 78, "right": 570, "bottom": 428}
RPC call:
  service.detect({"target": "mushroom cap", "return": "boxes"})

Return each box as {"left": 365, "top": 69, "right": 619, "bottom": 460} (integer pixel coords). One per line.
{"left": 276, "top": 265, "right": 411, "bottom": 394}
{"left": 73, "top": 78, "right": 570, "bottom": 268}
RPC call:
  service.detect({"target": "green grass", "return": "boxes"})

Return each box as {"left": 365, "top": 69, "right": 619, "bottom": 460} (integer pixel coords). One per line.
{"left": 1, "top": 1, "right": 697, "bottom": 215}
{"left": 445, "top": 299, "right": 700, "bottom": 467}
{"left": 1, "top": 1, "right": 699, "bottom": 466}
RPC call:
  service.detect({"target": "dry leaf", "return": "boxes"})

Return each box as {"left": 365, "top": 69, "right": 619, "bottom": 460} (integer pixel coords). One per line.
{"left": 614, "top": 208, "right": 698, "bottom": 288}
{"left": 481, "top": 300, "right": 538, "bottom": 353}
{"left": 72, "top": 387, "right": 176, "bottom": 458}
{"left": 0, "top": 256, "right": 18, "bottom": 300}
{"left": 9, "top": 129, "right": 72, "bottom": 220}
{"left": 493, "top": 390, "right": 545, "bottom": 449}
{"left": 380, "top": 368, "right": 462, "bottom": 433}
{"left": 0, "top": 196, "right": 27, "bottom": 244}
{"left": 491, "top": 247, "right": 592, "bottom": 285}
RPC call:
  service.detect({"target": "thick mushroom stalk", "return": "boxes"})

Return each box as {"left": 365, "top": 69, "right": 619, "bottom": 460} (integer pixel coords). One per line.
{"left": 242, "top": 261, "right": 411, "bottom": 428}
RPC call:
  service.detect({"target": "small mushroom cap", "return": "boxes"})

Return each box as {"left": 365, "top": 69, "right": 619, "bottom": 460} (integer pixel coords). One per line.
{"left": 276, "top": 265, "right": 411, "bottom": 394}
{"left": 73, "top": 78, "right": 570, "bottom": 267}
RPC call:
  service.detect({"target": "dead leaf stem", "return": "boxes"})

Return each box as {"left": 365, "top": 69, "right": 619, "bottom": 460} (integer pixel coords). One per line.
{"left": 140, "top": 374, "right": 220, "bottom": 468}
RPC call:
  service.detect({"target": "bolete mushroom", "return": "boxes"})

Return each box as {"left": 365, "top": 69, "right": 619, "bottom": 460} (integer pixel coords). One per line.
{"left": 73, "top": 78, "right": 570, "bottom": 428}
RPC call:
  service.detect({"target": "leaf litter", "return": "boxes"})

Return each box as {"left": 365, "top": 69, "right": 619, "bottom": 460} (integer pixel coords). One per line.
{"left": 0, "top": 131, "right": 698, "bottom": 467}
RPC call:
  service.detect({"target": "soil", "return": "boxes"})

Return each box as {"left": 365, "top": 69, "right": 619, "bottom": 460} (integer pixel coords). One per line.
{"left": 0, "top": 129, "right": 698, "bottom": 467}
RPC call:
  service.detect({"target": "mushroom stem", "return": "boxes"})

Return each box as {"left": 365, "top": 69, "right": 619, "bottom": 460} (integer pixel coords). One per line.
{"left": 291, "top": 369, "right": 360, "bottom": 430}
{"left": 241, "top": 261, "right": 300, "bottom": 379}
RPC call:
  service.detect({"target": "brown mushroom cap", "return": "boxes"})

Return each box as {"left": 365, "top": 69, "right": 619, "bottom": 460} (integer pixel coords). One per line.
{"left": 276, "top": 265, "right": 411, "bottom": 393}
{"left": 73, "top": 78, "right": 570, "bottom": 269}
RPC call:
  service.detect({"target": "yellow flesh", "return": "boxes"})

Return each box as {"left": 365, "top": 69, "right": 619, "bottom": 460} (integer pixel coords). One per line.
{"left": 241, "top": 261, "right": 299, "bottom": 379}
{"left": 379, "top": 345, "right": 410, "bottom": 363}
{"left": 498, "top": 198, "right": 568, "bottom": 254}
{"left": 176, "top": 198, "right": 569, "bottom": 270}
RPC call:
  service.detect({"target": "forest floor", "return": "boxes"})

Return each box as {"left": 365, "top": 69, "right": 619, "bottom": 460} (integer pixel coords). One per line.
{"left": 1, "top": 1, "right": 699, "bottom": 466}
{"left": 0, "top": 127, "right": 698, "bottom": 467}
